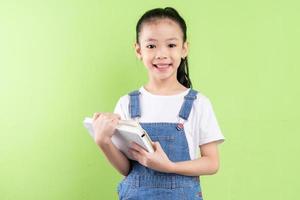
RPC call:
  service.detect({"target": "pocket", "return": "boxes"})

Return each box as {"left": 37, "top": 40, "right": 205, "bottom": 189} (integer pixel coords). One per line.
{"left": 118, "top": 182, "right": 134, "bottom": 200}
{"left": 150, "top": 135, "right": 175, "bottom": 156}
{"left": 182, "top": 184, "right": 203, "bottom": 200}
{"left": 117, "top": 182, "right": 122, "bottom": 195}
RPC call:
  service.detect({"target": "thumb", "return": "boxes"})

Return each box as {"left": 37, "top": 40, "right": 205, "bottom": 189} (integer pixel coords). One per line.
{"left": 152, "top": 141, "right": 162, "bottom": 150}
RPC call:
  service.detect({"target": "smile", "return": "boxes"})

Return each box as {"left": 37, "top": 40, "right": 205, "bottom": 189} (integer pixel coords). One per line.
{"left": 153, "top": 64, "right": 172, "bottom": 70}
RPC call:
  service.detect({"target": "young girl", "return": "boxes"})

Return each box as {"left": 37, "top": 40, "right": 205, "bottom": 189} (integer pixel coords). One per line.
{"left": 92, "top": 7, "right": 225, "bottom": 200}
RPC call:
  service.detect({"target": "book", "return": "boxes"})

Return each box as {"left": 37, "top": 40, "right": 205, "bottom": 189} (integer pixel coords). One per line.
{"left": 83, "top": 117, "right": 154, "bottom": 160}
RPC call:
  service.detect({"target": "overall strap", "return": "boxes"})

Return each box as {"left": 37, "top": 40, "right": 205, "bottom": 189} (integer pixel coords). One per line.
{"left": 178, "top": 89, "right": 198, "bottom": 120}
{"left": 128, "top": 90, "right": 141, "bottom": 119}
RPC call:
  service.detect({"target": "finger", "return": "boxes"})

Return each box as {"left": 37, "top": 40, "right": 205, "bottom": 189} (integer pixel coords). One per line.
{"left": 130, "top": 149, "right": 142, "bottom": 161}
{"left": 155, "top": 141, "right": 161, "bottom": 147}
{"left": 111, "top": 118, "right": 119, "bottom": 126}
{"left": 130, "top": 143, "right": 147, "bottom": 155}
{"left": 152, "top": 141, "right": 161, "bottom": 151}
{"left": 127, "top": 149, "right": 134, "bottom": 159}
{"left": 93, "top": 112, "right": 101, "bottom": 121}
{"left": 114, "top": 113, "right": 121, "bottom": 119}
{"left": 92, "top": 112, "right": 98, "bottom": 119}
{"left": 130, "top": 142, "right": 141, "bottom": 152}
{"left": 109, "top": 113, "right": 121, "bottom": 120}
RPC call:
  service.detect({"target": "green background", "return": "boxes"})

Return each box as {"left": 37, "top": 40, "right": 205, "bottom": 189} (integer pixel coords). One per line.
{"left": 1, "top": 0, "right": 299, "bottom": 199}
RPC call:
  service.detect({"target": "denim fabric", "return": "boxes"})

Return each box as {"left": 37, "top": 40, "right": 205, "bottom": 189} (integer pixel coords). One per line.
{"left": 117, "top": 89, "right": 203, "bottom": 200}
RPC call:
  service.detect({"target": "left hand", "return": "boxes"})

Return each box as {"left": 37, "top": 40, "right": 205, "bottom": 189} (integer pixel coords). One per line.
{"left": 129, "top": 141, "right": 174, "bottom": 173}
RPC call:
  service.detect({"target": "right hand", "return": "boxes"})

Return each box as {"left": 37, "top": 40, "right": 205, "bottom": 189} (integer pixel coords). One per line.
{"left": 92, "top": 112, "right": 121, "bottom": 145}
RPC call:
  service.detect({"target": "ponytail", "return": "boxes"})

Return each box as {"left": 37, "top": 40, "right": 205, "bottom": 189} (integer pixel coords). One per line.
{"left": 177, "top": 57, "right": 192, "bottom": 88}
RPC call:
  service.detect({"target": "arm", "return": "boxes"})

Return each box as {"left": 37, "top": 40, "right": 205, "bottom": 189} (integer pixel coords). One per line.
{"left": 98, "top": 138, "right": 131, "bottom": 176}
{"left": 129, "top": 140, "right": 221, "bottom": 176}
{"left": 169, "top": 141, "right": 220, "bottom": 176}
{"left": 92, "top": 112, "right": 131, "bottom": 176}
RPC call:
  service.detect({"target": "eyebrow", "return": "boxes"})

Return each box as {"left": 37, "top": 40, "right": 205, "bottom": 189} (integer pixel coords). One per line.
{"left": 144, "top": 37, "right": 179, "bottom": 42}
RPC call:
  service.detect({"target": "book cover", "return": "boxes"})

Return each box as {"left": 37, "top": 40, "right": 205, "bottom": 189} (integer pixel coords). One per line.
{"left": 83, "top": 117, "right": 154, "bottom": 160}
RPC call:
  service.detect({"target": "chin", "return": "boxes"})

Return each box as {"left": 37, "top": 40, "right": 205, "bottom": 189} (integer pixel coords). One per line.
{"left": 152, "top": 72, "right": 177, "bottom": 81}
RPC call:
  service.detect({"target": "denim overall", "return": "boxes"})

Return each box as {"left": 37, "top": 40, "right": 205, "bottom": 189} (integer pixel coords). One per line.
{"left": 117, "top": 89, "right": 203, "bottom": 200}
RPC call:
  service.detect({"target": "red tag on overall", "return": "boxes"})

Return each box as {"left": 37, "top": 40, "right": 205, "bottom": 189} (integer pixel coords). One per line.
{"left": 176, "top": 123, "right": 184, "bottom": 131}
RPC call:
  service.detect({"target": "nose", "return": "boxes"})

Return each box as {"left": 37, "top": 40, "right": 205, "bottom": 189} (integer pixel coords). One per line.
{"left": 155, "top": 47, "right": 168, "bottom": 59}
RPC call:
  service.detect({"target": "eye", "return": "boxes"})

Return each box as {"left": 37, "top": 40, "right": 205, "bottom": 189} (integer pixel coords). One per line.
{"left": 168, "top": 44, "right": 177, "bottom": 48}
{"left": 146, "top": 44, "right": 156, "bottom": 49}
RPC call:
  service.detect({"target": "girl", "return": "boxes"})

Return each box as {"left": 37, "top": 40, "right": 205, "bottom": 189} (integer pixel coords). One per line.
{"left": 92, "top": 7, "right": 225, "bottom": 200}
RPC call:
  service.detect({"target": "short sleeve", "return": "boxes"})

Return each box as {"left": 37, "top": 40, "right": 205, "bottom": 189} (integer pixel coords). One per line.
{"left": 198, "top": 97, "right": 225, "bottom": 146}
{"left": 113, "top": 96, "right": 130, "bottom": 120}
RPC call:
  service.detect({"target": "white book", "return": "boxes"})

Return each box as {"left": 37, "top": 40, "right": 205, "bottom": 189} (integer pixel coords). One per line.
{"left": 83, "top": 117, "right": 154, "bottom": 160}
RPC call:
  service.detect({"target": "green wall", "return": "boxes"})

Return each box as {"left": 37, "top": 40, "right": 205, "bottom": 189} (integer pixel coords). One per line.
{"left": 1, "top": 0, "right": 299, "bottom": 199}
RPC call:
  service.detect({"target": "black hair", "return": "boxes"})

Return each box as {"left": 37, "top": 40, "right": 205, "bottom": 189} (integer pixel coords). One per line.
{"left": 136, "top": 7, "right": 193, "bottom": 88}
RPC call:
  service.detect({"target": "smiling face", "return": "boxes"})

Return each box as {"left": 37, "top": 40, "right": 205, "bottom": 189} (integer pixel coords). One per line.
{"left": 135, "top": 18, "right": 188, "bottom": 82}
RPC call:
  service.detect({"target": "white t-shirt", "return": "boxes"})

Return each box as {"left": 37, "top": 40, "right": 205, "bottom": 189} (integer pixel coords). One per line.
{"left": 113, "top": 86, "right": 225, "bottom": 160}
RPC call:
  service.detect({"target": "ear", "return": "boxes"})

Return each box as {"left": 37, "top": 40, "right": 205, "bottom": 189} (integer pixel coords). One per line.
{"left": 181, "top": 41, "right": 189, "bottom": 58}
{"left": 134, "top": 43, "right": 142, "bottom": 60}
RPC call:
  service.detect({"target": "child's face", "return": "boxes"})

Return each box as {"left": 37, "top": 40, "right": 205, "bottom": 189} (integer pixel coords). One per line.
{"left": 135, "top": 18, "right": 188, "bottom": 82}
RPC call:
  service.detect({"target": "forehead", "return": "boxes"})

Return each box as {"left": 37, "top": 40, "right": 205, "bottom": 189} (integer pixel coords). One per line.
{"left": 139, "top": 18, "right": 183, "bottom": 42}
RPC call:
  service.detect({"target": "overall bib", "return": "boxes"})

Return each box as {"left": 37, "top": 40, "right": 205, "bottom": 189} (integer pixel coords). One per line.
{"left": 117, "top": 89, "right": 203, "bottom": 200}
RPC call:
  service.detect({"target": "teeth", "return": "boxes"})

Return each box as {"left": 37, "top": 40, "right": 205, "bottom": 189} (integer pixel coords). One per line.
{"left": 155, "top": 64, "right": 170, "bottom": 68}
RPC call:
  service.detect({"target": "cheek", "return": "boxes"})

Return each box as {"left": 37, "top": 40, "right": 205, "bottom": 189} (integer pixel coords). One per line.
{"left": 142, "top": 59, "right": 155, "bottom": 69}
{"left": 173, "top": 50, "right": 183, "bottom": 58}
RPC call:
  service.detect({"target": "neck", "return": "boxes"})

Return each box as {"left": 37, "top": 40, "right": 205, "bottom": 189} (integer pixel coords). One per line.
{"left": 144, "top": 76, "right": 188, "bottom": 95}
